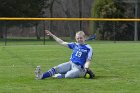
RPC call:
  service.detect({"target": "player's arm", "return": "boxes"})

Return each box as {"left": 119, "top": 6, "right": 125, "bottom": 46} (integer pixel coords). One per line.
{"left": 84, "top": 59, "right": 91, "bottom": 69}
{"left": 84, "top": 59, "right": 95, "bottom": 78}
{"left": 45, "top": 30, "right": 68, "bottom": 47}
{"left": 84, "top": 46, "right": 95, "bottom": 78}
{"left": 84, "top": 45, "right": 93, "bottom": 69}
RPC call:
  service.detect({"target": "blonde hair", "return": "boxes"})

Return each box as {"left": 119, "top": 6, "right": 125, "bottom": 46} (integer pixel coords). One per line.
{"left": 76, "top": 31, "right": 85, "bottom": 37}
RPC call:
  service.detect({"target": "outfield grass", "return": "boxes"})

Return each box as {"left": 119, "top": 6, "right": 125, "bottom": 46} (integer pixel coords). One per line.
{"left": 0, "top": 41, "right": 140, "bottom": 93}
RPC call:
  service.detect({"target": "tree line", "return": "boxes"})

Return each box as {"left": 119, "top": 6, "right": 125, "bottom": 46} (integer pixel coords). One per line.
{"left": 92, "top": 0, "right": 140, "bottom": 40}
{"left": 0, "top": 0, "right": 139, "bottom": 40}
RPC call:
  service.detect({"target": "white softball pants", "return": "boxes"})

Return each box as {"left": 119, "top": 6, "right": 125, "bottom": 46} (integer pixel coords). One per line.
{"left": 54, "top": 61, "right": 86, "bottom": 78}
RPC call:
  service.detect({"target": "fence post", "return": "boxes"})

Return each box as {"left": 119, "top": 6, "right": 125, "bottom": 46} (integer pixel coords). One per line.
{"left": 4, "top": 22, "right": 7, "bottom": 46}
{"left": 43, "top": 21, "right": 46, "bottom": 45}
{"left": 113, "top": 21, "right": 116, "bottom": 43}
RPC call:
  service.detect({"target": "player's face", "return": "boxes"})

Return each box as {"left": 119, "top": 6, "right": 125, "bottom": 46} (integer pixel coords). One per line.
{"left": 75, "top": 35, "right": 85, "bottom": 44}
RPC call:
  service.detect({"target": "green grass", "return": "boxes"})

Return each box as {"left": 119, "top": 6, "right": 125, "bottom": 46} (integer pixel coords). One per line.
{"left": 0, "top": 41, "right": 140, "bottom": 93}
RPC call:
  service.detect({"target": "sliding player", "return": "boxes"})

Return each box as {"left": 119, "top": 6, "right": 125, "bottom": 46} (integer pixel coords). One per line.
{"left": 35, "top": 30, "right": 95, "bottom": 79}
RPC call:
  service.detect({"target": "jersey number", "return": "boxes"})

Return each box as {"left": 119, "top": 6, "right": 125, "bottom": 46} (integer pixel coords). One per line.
{"left": 75, "top": 51, "right": 82, "bottom": 57}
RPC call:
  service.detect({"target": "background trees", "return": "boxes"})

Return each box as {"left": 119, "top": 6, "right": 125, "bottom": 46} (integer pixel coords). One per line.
{"left": 0, "top": 0, "right": 44, "bottom": 17}
{"left": 0, "top": 0, "right": 93, "bottom": 40}
{"left": 92, "top": 0, "right": 140, "bottom": 40}
{"left": 0, "top": 0, "right": 139, "bottom": 40}
{"left": 0, "top": 0, "right": 44, "bottom": 39}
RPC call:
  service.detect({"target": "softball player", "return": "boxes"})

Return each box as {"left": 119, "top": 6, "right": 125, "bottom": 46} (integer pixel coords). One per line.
{"left": 35, "top": 30, "right": 94, "bottom": 79}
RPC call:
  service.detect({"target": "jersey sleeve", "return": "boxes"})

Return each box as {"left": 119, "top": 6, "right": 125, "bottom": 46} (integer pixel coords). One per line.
{"left": 87, "top": 45, "right": 93, "bottom": 61}
{"left": 67, "top": 42, "right": 75, "bottom": 49}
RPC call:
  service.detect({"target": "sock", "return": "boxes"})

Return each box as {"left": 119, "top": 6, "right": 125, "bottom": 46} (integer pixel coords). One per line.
{"left": 57, "top": 74, "right": 65, "bottom": 78}
{"left": 42, "top": 68, "right": 56, "bottom": 79}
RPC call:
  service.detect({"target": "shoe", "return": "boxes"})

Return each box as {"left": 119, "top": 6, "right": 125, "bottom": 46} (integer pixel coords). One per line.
{"left": 52, "top": 73, "right": 63, "bottom": 78}
{"left": 35, "top": 66, "right": 43, "bottom": 80}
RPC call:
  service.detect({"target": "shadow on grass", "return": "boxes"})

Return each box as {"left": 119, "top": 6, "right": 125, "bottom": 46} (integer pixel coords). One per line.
{"left": 39, "top": 75, "right": 120, "bottom": 80}
{"left": 94, "top": 75, "right": 120, "bottom": 79}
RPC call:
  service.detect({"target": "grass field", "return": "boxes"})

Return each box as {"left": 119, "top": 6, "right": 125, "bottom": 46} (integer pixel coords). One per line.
{"left": 0, "top": 41, "right": 140, "bottom": 93}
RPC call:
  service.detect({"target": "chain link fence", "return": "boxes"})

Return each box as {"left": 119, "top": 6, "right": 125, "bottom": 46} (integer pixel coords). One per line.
{"left": 0, "top": 19, "right": 139, "bottom": 46}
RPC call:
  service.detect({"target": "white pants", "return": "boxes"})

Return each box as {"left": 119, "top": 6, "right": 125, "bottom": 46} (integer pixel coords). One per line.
{"left": 54, "top": 61, "right": 86, "bottom": 78}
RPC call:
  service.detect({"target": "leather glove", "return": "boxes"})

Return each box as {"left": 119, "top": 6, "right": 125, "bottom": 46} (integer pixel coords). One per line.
{"left": 85, "top": 68, "right": 95, "bottom": 79}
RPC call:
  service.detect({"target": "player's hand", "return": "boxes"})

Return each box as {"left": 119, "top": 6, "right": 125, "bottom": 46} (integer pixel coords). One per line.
{"left": 45, "top": 30, "right": 53, "bottom": 36}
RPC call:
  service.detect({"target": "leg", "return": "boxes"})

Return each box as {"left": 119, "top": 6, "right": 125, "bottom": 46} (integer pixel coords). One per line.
{"left": 40, "top": 62, "right": 71, "bottom": 79}
{"left": 65, "top": 63, "right": 86, "bottom": 78}
{"left": 54, "top": 62, "right": 71, "bottom": 74}
{"left": 65, "top": 69, "right": 80, "bottom": 78}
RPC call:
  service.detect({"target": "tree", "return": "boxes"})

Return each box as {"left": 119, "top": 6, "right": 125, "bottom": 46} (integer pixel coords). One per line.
{"left": 0, "top": 0, "right": 44, "bottom": 39}
{"left": 92, "top": 0, "right": 135, "bottom": 40}
{"left": 0, "top": 0, "right": 44, "bottom": 17}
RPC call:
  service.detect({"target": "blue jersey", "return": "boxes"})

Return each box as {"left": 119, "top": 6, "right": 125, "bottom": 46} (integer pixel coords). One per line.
{"left": 68, "top": 42, "right": 93, "bottom": 67}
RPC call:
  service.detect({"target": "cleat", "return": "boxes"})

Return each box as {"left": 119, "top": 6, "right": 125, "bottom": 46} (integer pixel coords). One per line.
{"left": 35, "top": 66, "right": 43, "bottom": 80}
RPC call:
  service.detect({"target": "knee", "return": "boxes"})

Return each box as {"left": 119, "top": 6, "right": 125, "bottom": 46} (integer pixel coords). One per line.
{"left": 65, "top": 73, "right": 75, "bottom": 78}
{"left": 65, "top": 71, "right": 79, "bottom": 78}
